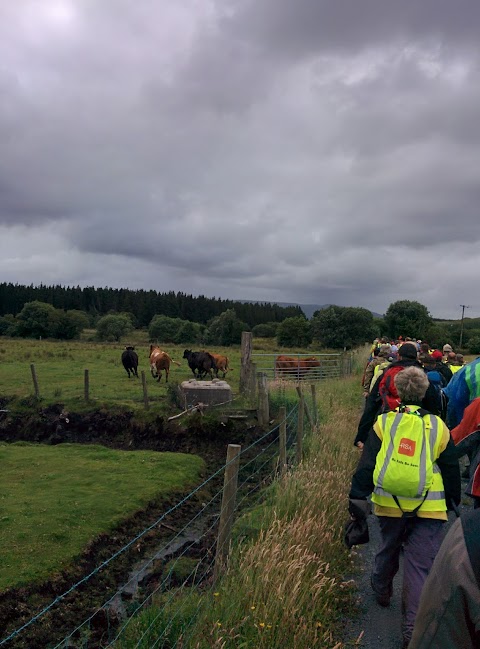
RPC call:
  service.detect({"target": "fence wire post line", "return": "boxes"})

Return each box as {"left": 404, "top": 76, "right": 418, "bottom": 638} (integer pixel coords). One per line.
{"left": 129, "top": 425, "right": 298, "bottom": 649}
{"left": 105, "top": 510, "right": 224, "bottom": 648}
{"left": 101, "top": 488, "right": 226, "bottom": 648}
{"left": 53, "top": 485, "right": 226, "bottom": 649}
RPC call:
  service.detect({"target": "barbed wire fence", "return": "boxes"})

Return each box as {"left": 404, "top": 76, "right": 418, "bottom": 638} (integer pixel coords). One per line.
{"left": 0, "top": 384, "right": 314, "bottom": 649}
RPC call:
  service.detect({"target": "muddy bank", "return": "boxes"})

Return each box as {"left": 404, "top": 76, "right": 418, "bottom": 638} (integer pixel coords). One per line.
{"left": 0, "top": 400, "right": 277, "bottom": 648}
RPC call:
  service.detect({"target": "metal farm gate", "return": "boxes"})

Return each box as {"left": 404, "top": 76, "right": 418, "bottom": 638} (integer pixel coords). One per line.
{"left": 250, "top": 352, "right": 353, "bottom": 381}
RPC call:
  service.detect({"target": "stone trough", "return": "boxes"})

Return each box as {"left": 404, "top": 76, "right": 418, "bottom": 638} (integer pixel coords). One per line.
{"left": 180, "top": 379, "right": 232, "bottom": 408}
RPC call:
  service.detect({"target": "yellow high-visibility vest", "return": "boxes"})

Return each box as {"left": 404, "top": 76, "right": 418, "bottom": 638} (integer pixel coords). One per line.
{"left": 372, "top": 406, "right": 446, "bottom": 514}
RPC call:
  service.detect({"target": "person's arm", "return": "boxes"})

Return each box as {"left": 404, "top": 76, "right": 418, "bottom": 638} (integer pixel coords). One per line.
{"left": 350, "top": 429, "right": 381, "bottom": 499}
{"left": 436, "top": 435, "right": 461, "bottom": 509}
{"left": 354, "top": 380, "right": 382, "bottom": 446}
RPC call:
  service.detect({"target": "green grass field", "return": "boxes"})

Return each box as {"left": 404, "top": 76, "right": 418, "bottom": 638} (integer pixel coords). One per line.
{"left": 0, "top": 334, "right": 335, "bottom": 412}
{"left": 0, "top": 335, "right": 243, "bottom": 411}
{"left": 0, "top": 442, "right": 205, "bottom": 591}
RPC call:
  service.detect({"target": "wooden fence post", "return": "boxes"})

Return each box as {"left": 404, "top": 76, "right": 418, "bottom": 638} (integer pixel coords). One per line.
{"left": 214, "top": 443, "right": 241, "bottom": 583}
{"left": 248, "top": 361, "right": 257, "bottom": 401}
{"left": 141, "top": 371, "right": 149, "bottom": 409}
{"left": 30, "top": 363, "right": 40, "bottom": 399}
{"left": 296, "top": 388, "right": 304, "bottom": 464}
{"left": 239, "top": 332, "right": 253, "bottom": 394}
{"left": 279, "top": 406, "right": 287, "bottom": 475}
{"left": 296, "top": 386, "right": 314, "bottom": 429}
{"left": 84, "top": 369, "right": 90, "bottom": 401}
{"left": 257, "top": 372, "right": 269, "bottom": 426}
{"left": 310, "top": 384, "right": 318, "bottom": 426}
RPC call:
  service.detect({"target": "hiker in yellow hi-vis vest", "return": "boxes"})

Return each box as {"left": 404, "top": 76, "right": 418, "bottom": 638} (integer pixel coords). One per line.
{"left": 348, "top": 367, "right": 461, "bottom": 649}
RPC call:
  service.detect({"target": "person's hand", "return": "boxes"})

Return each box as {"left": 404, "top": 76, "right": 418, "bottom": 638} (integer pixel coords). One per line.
{"left": 356, "top": 441, "right": 364, "bottom": 450}
{"left": 348, "top": 499, "right": 371, "bottom": 521}
{"left": 363, "top": 391, "right": 369, "bottom": 398}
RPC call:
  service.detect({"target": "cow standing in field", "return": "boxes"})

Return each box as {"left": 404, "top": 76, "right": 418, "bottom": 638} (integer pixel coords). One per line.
{"left": 275, "top": 355, "right": 320, "bottom": 379}
{"left": 206, "top": 351, "right": 232, "bottom": 379}
{"left": 183, "top": 350, "right": 216, "bottom": 380}
{"left": 149, "top": 345, "right": 180, "bottom": 382}
{"left": 122, "top": 346, "right": 139, "bottom": 378}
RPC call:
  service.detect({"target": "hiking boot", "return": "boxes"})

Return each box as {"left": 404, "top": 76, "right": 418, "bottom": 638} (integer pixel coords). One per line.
{"left": 375, "top": 591, "right": 391, "bottom": 607}
{"left": 370, "top": 575, "right": 391, "bottom": 607}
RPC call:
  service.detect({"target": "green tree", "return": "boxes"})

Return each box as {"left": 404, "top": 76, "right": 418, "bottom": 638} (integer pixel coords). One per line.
{"left": 96, "top": 314, "right": 133, "bottom": 342}
{"left": 252, "top": 322, "right": 279, "bottom": 338}
{"left": 311, "top": 306, "right": 377, "bottom": 349}
{"left": 277, "top": 316, "right": 312, "bottom": 347}
{"left": 384, "top": 300, "right": 432, "bottom": 340}
{"left": 54, "top": 310, "right": 90, "bottom": 340}
{"left": 0, "top": 314, "right": 16, "bottom": 336}
{"left": 205, "top": 309, "right": 248, "bottom": 346}
{"left": 149, "top": 315, "right": 184, "bottom": 343}
{"left": 468, "top": 337, "right": 480, "bottom": 355}
{"left": 16, "top": 301, "right": 58, "bottom": 338}
{"left": 174, "top": 320, "right": 202, "bottom": 344}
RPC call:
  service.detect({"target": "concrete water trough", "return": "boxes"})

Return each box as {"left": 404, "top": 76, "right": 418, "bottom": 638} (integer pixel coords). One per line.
{"left": 180, "top": 379, "right": 232, "bottom": 408}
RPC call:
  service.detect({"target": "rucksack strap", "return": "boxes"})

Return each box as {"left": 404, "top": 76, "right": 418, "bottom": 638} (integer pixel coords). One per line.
{"left": 392, "top": 491, "right": 430, "bottom": 518}
{"left": 462, "top": 509, "right": 480, "bottom": 589}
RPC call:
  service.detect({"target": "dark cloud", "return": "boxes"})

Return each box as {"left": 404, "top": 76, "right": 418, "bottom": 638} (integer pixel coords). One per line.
{"left": 1, "top": 1, "right": 480, "bottom": 319}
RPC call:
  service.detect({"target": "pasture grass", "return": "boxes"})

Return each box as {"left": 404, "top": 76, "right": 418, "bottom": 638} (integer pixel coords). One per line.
{"left": 0, "top": 443, "right": 204, "bottom": 591}
{"left": 0, "top": 335, "right": 347, "bottom": 414}
{"left": 115, "top": 375, "right": 362, "bottom": 649}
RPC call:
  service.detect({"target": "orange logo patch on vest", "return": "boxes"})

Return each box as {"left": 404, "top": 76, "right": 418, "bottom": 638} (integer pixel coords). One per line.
{"left": 398, "top": 438, "right": 416, "bottom": 457}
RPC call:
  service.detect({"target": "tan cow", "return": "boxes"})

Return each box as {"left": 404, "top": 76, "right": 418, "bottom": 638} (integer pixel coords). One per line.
{"left": 205, "top": 351, "right": 232, "bottom": 379}
{"left": 149, "top": 345, "right": 180, "bottom": 382}
{"left": 275, "top": 355, "right": 320, "bottom": 379}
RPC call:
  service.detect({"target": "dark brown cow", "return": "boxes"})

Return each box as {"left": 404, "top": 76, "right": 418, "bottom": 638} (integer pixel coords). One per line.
{"left": 149, "top": 345, "right": 180, "bottom": 382}
{"left": 275, "top": 355, "right": 320, "bottom": 378}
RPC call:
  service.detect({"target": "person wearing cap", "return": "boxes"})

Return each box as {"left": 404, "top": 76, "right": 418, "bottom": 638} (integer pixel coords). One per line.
{"left": 442, "top": 343, "right": 454, "bottom": 361}
{"left": 430, "top": 350, "right": 453, "bottom": 386}
{"left": 354, "top": 342, "right": 441, "bottom": 448}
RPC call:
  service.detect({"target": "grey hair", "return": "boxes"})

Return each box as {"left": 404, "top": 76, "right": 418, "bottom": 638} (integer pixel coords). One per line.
{"left": 394, "top": 367, "right": 429, "bottom": 403}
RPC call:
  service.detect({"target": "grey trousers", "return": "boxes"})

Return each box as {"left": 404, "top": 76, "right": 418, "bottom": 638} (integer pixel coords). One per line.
{"left": 371, "top": 516, "right": 445, "bottom": 643}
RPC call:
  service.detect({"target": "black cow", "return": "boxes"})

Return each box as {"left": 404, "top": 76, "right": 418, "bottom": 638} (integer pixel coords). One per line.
{"left": 122, "top": 346, "right": 139, "bottom": 378}
{"left": 182, "top": 349, "right": 216, "bottom": 380}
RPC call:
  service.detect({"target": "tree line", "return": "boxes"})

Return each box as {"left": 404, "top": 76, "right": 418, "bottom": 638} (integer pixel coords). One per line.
{"left": 1, "top": 288, "right": 479, "bottom": 352}
{"left": 0, "top": 283, "right": 302, "bottom": 327}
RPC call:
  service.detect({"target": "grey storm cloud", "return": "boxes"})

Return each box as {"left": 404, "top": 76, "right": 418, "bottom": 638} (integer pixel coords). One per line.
{"left": 1, "top": 0, "right": 480, "bottom": 319}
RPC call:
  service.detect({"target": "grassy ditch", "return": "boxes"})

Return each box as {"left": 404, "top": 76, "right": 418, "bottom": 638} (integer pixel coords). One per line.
{"left": 114, "top": 375, "right": 362, "bottom": 649}
{"left": 0, "top": 443, "right": 204, "bottom": 591}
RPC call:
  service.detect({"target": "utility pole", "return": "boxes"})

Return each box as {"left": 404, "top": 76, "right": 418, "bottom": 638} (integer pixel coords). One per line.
{"left": 459, "top": 304, "right": 470, "bottom": 349}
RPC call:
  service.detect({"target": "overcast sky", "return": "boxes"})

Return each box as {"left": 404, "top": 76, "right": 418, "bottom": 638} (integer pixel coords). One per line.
{"left": 1, "top": 1, "right": 479, "bottom": 319}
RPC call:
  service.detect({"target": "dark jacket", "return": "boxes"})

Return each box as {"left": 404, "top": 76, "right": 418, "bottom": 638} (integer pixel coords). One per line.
{"left": 354, "top": 359, "right": 441, "bottom": 447}
{"left": 350, "top": 407, "right": 461, "bottom": 512}
{"left": 409, "top": 509, "right": 480, "bottom": 648}
{"left": 435, "top": 361, "right": 453, "bottom": 386}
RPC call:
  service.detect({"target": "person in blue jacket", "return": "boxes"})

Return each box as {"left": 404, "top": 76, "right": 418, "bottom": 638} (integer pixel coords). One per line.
{"left": 444, "top": 357, "right": 480, "bottom": 429}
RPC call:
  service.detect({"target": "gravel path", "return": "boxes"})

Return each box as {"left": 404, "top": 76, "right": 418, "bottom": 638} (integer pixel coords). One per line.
{"left": 341, "top": 471, "right": 471, "bottom": 649}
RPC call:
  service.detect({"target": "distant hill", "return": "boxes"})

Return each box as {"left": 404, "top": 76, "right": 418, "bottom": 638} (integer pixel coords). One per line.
{"left": 240, "top": 301, "right": 383, "bottom": 320}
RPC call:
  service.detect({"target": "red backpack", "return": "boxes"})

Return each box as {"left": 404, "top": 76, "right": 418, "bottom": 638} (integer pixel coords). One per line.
{"left": 378, "top": 365, "right": 405, "bottom": 411}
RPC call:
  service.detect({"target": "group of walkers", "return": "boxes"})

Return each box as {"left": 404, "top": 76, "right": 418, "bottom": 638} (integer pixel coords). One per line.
{"left": 347, "top": 337, "right": 480, "bottom": 648}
